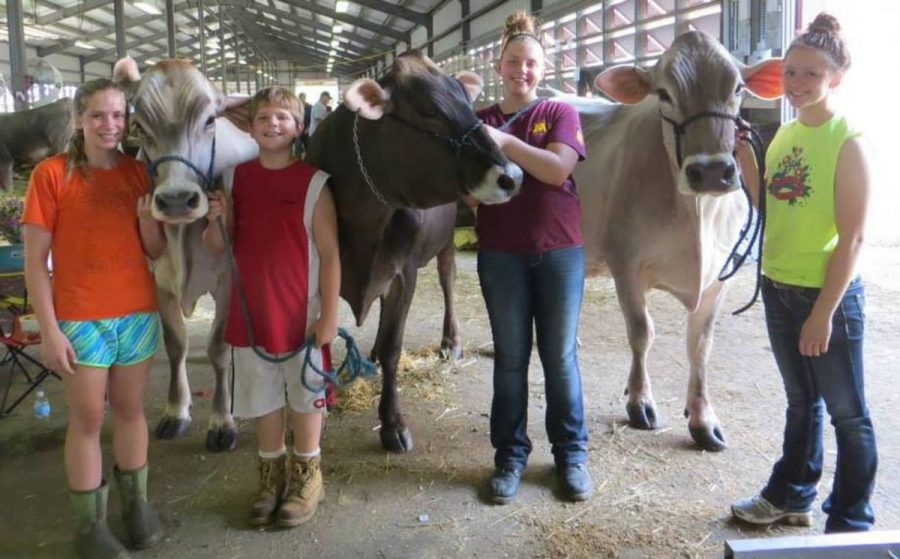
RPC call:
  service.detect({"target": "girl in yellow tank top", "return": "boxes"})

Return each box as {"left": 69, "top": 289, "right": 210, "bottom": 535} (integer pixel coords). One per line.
{"left": 731, "top": 13, "right": 877, "bottom": 533}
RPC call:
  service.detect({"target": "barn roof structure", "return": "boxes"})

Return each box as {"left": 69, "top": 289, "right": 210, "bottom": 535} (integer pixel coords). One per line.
{"left": 0, "top": 0, "right": 446, "bottom": 82}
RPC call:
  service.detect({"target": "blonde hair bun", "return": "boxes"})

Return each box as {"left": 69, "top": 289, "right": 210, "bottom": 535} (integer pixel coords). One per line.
{"left": 808, "top": 13, "right": 841, "bottom": 35}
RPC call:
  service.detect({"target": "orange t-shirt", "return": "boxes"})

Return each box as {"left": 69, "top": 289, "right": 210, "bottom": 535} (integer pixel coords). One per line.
{"left": 22, "top": 153, "right": 158, "bottom": 320}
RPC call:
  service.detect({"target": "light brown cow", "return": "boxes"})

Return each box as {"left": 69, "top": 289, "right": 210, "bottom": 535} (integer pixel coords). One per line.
{"left": 0, "top": 99, "right": 73, "bottom": 190}
{"left": 569, "top": 31, "right": 781, "bottom": 450}
{"left": 113, "top": 58, "right": 258, "bottom": 451}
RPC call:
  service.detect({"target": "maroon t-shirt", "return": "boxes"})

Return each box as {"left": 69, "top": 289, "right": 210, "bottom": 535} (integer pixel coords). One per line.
{"left": 475, "top": 99, "right": 586, "bottom": 253}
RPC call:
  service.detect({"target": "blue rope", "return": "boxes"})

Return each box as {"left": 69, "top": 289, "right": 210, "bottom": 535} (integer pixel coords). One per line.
{"left": 215, "top": 213, "right": 376, "bottom": 393}
{"left": 300, "top": 327, "right": 377, "bottom": 393}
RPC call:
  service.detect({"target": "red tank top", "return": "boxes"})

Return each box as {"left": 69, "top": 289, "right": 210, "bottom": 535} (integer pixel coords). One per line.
{"left": 224, "top": 159, "right": 329, "bottom": 353}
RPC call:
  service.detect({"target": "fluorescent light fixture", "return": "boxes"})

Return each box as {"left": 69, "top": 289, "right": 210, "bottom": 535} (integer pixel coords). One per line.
{"left": 333, "top": 24, "right": 343, "bottom": 33}
{"left": 74, "top": 40, "right": 96, "bottom": 50}
{"left": 335, "top": 1, "right": 349, "bottom": 13}
{"left": 329, "top": 49, "right": 336, "bottom": 56}
{"left": 134, "top": 1, "right": 163, "bottom": 16}
{"left": 330, "top": 39, "right": 340, "bottom": 47}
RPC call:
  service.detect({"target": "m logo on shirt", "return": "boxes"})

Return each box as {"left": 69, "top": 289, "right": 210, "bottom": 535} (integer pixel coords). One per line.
{"left": 768, "top": 145, "right": 812, "bottom": 206}
{"left": 531, "top": 121, "right": 548, "bottom": 135}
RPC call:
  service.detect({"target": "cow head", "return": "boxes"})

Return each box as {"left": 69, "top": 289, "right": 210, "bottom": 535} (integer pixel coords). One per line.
{"left": 595, "top": 31, "right": 782, "bottom": 196}
{"left": 113, "top": 57, "right": 257, "bottom": 223}
{"left": 343, "top": 51, "right": 522, "bottom": 205}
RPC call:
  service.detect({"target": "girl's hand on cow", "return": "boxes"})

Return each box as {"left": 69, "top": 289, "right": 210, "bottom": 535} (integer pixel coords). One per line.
{"left": 484, "top": 124, "right": 510, "bottom": 149}
{"left": 137, "top": 194, "right": 154, "bottom": 222}
{"left": 42, "top": 328, "right": 77, "bottom": 375}
{"left": 310, "top": 316, "right": 338, "bottom": 348}
{"left": 462, "top": 194, "right": 480, "bottom": 209}
{"left": 206, "top": 191, "right": 227, "bottom": 222}
{"left": 799, "top": 307, "right": 833, "bottom": 357}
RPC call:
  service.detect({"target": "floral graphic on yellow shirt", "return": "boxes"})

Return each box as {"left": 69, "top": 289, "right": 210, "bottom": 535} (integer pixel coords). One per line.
{"left": 768, "top": 146, "right": 812, "bottom": 206}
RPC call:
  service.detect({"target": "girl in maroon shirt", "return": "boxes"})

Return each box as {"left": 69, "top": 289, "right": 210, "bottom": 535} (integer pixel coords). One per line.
{"left": 469, "top": 10, "right": 593, "bottom": 505}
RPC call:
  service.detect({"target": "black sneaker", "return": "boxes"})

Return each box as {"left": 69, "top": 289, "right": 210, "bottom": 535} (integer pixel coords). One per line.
{"left": 557, "top": 463, "right": 594, "bottom": 502}
{"left": 489, "top": 464, "right": 523, "bottom": 505}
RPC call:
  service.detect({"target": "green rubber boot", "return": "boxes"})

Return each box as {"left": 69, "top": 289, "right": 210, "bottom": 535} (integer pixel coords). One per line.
{"left": 113, "top": 464, "right": 165, "bottom": 550}
{"left": 69, "top": 481, "right": 130, "bottom": 559}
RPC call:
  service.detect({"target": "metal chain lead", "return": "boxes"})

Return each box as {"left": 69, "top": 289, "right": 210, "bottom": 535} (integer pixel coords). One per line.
{"left": 352, "top": 112, "right": 389, "bottom": 206}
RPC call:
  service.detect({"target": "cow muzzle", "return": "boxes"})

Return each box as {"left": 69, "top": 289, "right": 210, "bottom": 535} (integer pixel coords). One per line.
{"left": 469, "top": 162, "right": 523, "bottom": 205}
{"left": 680, "top": 154, "right": 740, "bottom": 196}
{"left": 152, "top": 183, "right": 209, "bottom": 223}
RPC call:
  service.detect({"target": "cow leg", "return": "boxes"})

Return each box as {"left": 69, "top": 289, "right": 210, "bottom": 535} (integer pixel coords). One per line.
{"left": 684, "top": 280, "right": 728, "bottom": 451}
{"left": 205, "top": 282, "right": 238, "bottom": 452}
{"left": 614, "top": 274, "right": 660, "bottom": 430}
{"left": 436, "top": 240, "right": 462, "bottom": 361}
{"left": 376, "top": 268, "right": 418, "bottom": 453}
{"left": 155, "top": 289, "right": 193, "bottom": 439}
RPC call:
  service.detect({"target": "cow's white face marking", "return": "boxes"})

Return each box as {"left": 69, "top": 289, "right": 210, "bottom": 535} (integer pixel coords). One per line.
{"left": 470, "top": 162, "right": 523, "bottom": 204}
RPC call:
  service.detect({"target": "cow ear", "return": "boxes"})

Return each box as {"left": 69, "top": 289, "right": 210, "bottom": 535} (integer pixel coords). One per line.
{"left": 454, "top": 71, "right": 484, "bottom": 102}
{"left": 218, "top": 95, "right": 252, "bottom": 133}
{"left": 594, "top": 65, "right": 653, "bottom": 104}
{"left": 742, "top": 58, "right": 783, "bottom": 100}
{"left": 112, "top": 57, "right": 141, "bottom": 98}
{"left": 344, "top": 78, "right": 389, "bottom": 120}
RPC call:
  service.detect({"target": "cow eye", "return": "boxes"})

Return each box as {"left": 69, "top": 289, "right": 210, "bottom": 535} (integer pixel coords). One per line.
{"left": 205, "top": 115, "right": 216, "bottom": 127}
{"left": 735, "top": 83, "right": 745, "bottom": 96}
{"left": 656, "top": 89, "right": 672, "bottom": 103}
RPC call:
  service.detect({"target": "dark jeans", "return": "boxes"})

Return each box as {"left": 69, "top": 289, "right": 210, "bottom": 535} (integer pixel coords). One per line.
{"left": 477, "top": 246, "right": 588, "bottom": 469}
{"left": 760, "top": 277, "right": 877, "bottom": 532}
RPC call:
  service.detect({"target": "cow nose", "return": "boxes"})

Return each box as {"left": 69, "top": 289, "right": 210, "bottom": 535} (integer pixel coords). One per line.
{"left": 686, "top": 161, "right": 737, "bottom": 191}
{"left": 497, "top": 174, "right": 516, "bottom": 192}
{"left": 155, "top": 191, "right": 201, "bottom": 212}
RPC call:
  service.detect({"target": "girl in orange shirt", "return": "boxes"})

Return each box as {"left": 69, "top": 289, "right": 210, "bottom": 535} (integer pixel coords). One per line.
{"left": 23, "top": 78, "right": 166, "bottom": 559}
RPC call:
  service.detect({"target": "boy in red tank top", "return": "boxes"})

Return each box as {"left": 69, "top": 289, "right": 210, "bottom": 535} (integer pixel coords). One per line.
{"left": 203, "top": 87, "right": 340, "bottom": 528}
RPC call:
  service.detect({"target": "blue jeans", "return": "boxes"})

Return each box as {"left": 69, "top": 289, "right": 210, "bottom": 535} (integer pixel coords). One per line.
{"left": 760, "top": 277, "right": 877, "bottom": 532}
{"left": 477, "top": 246, "right": 588, "bottom": 469}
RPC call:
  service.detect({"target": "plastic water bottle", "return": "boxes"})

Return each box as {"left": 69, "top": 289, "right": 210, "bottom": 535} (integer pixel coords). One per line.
{"left": 33, "top": 390, "right": 51, "bottom": 419}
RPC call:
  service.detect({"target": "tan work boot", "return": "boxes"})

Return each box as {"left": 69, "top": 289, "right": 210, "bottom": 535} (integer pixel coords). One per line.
{"left": 276, "top": 454, "right": 324, "bottom": 528}
{"left": 249, "top": 454, "right": 288, "bottom": 526}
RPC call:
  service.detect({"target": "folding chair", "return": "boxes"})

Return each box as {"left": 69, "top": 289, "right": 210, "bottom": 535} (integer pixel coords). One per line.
{"left": 0, "top": 270, "right": 59, "bottom": 418}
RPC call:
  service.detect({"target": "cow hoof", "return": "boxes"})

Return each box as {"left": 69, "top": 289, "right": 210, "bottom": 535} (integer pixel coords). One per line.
{"left": 205, "top": 427, "right": 238, "bottom": 452}
{"left": 626, "top": 403, "right": 660, "bottom": 430}
{"left": 155, "top": 416, "right": 192, "bottom": 439}
{"left": 689, "top": 426, "right": 727, "bottom": 452}
{"left": 380, "top": 426, "right": 414, "bottom": 453}
{"left": 439, "top": 344, "right": 463, "bottom": 362}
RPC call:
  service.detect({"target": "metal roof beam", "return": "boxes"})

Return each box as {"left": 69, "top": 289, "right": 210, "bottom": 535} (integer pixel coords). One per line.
{"left": 242, "top": 2, "right": 392, "bottom": 51}
{"left": 342, "top": 0, "right": 429, "bottom": 25}
{"left": 35, "top": 0, "right": 109, "bottom": 26}
{"left": 36, "top": 3, "right": 197, "bottom": 57}
{"left": 273, "top": 0, "right": 407, "bottom": 42}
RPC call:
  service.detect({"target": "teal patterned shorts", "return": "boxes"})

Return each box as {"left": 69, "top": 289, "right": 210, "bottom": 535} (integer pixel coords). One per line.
{"left": 58, "top": 312, "right": 161, "bottom": 368}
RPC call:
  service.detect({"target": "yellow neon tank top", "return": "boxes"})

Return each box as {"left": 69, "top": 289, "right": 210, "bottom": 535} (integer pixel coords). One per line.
{"left": 762, "top": 114, "right": 859, "bottom": 287}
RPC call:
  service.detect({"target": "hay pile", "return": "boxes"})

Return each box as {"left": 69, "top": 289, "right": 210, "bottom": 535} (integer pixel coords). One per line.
{"left": 330, "top": 345, "right": 480, "bottom": 416}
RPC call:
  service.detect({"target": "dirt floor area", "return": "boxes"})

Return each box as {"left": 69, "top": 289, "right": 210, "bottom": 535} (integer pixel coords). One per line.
{"left": 1, "top": 246, "right": 899, "bottom": 559}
